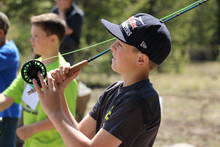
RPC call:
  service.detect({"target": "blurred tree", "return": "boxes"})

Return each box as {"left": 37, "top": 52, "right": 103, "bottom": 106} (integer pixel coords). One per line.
{"left": 188, "top": 0, "right": 219, "bottom": 61}
{"left": 214, "top": 0, "right": 220, "bottom": 60}
{"left": 0, "top": 0, "right": 216, "bottom": 73}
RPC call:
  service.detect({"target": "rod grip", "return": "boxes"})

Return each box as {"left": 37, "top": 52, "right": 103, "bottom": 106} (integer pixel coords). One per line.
{"left": 67, "top": 60, "right": 89, "bottom": 77}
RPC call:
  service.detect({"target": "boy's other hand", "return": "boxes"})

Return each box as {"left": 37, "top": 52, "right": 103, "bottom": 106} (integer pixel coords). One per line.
{"left": 33, "top": 73, "right": 62, "bottom": 117}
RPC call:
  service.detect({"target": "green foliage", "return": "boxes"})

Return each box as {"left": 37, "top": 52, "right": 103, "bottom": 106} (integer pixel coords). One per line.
{"left": 188, "top": 0, "right": 218, "bottom": 61}
{"left": 1, "top": 0, "right": 218, "bottom": 73}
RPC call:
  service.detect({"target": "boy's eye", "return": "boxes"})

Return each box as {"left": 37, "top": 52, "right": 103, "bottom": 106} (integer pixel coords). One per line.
{"left": 34, "top": 35, "right": 39, "bottom": 39}
{"left": 31, "top": 35, "right": 39, "bottom": 40}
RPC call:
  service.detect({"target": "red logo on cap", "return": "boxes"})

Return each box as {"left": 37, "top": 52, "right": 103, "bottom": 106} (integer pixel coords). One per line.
{"left": 128, "top": 17, "right": 137, "bottom": 30}
{"left": 128, "top": 16, "right": 144, "bottom": 30}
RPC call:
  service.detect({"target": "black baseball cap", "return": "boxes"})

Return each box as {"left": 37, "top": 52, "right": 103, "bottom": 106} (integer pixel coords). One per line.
{"left": 101, "top": 13, "right": 171, "bottom": 65}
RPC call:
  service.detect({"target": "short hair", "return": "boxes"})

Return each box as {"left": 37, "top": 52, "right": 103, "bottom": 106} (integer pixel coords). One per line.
{"left": 0, "top": 12, "right": 10, "bottom": 34}
{"left": 31, "top": 13, "right": 66, "bottom": 42}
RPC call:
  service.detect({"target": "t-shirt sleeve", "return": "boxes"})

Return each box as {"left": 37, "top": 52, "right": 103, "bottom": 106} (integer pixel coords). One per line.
{"left": 89, "top": 93, "right": 104, "bottom": 121}
{"left": 3, "top": 73, "right": 25, "bottom": 104}
{"left": 89, "top": 82, "right": 122, "bottom": 121}
{"left": 103, "top": 99, "right": 145, "bottom": 143}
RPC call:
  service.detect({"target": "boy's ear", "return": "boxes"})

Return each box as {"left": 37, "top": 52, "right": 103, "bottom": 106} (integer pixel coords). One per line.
{"left": 137, "top": 53, "right": 149, "bottom": 66}
{"left": 49, "top": 34, "right": 59, "bottom": 43}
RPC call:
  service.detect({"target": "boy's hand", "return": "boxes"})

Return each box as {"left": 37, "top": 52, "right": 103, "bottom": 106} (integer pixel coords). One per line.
{"left": 33, "top": 73, "right": 61, "bottom": 117}
{"left": 50, "top": 65, "right": 80, "bottom": 93}
{"left": 33, "top": 67, "right": 79, "bottom": 117}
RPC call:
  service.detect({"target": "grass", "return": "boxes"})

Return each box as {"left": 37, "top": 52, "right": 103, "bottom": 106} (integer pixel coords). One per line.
{"left": 151, "top": 62, "right": 220, "bottom": 95}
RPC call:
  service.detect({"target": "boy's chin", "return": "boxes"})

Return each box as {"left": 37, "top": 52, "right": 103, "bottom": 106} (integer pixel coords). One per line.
{"left": 111, "top": 65, "right": 118, "bottom": 73}
{"left": 33, "top": 49, "right": 41, "bottom": 55}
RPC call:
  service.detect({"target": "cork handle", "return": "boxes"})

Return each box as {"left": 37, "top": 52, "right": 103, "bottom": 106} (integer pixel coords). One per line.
{"left": 67, "top": 60, "right": 89, "bottom": 77}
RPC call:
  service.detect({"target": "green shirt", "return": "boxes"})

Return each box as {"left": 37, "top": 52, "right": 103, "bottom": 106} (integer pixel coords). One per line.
{"left": 3, "top": 55, "right": 78, "bottom": 147}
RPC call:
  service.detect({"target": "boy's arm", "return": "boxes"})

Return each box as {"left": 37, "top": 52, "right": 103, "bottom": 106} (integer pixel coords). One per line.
{"left": 0, "top": 94, "right": 14, "bottom": 111}
{"left": 33, "top": 73, "right": 122, "bottom": 146}
{"left": 16, "top": 118, "right": 54, "bottom": 140}
{"left": 37, "top": 82, "right": 120, "bottom": 146}
{"left": 60, "top": 92, "right": 96, "bottom": 139}
{"left": 78, "top": 114, "right": 97, "bottom": 139}
{"left": 54, "top": 92, "right": 121, "bottom": 146}
{"left": 49, "top": 112, "right": 122, "bottom": 147}
{"left": 60, "top": 93, "right": 78, "bottom": 127}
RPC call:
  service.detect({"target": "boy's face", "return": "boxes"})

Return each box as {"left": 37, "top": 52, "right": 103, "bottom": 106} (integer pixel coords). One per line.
{"left": 31, "top": 25, "right": 51, "bottom": 56}
{"left": 0, "top": 29, "right": 5, "bottom": 42}
{"left": 57, "top": 0, "right": 73, "bottom": 11}
{"left": 110, "top": 40, "right": 139, "bottom": 74}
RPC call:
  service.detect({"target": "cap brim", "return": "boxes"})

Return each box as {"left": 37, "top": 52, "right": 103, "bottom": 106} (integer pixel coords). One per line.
{"left": 101, "top": 19, "right": 126, "bottom": 43}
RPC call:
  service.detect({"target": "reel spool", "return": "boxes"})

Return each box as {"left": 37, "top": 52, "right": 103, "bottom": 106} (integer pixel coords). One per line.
{"left": 21, "top": 60, "right": 47, "bottom": 85}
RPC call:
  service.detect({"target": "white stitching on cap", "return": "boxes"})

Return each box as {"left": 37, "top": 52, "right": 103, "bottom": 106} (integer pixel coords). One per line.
{"left": 140, "top": 41, "right": 147, "bottom": 49}
{"left": 121, "top": 21, "right": 132, "bottom": 36}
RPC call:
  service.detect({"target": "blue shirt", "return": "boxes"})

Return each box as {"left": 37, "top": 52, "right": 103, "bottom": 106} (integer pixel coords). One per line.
{"left": 0, "top": 40, "right": 22, "bottom": 118}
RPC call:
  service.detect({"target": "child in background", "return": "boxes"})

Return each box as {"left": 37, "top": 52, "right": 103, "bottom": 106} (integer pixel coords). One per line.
{"left": 0, "top": 13, "right": 78, "bottom": 147}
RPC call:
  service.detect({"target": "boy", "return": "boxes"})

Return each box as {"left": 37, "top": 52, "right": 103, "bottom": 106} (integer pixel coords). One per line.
{"left": 0, "top": 11, "right": 21, "bottom": 147}
{"left": 34, "top": 13, "right": 171, "bottom": 147}
{"left": 0, "top": 13, "right": 78, "bottom": 147}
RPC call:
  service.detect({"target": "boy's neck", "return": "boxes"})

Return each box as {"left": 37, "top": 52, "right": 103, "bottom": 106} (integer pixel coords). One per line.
{"left": 41, "top": 52, "right": 59, "bottom": 64}
{"left": 122, "top": 72, "right": 148, "bottom": 87}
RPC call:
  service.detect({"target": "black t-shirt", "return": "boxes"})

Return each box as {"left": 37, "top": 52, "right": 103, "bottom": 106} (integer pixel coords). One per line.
{"left": 89, "top": 79, "right": 161, "bottom": 147}
{"left": 52, "top": 3, "right": 84, "bottom": 45}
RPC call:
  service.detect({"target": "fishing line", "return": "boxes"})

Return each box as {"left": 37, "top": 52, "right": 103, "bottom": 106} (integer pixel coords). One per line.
{"left": 21, "top": 0, "right": 209, "bottom": 85}
{"left": 43, "top": 37, "right": 116, "bottom": 62}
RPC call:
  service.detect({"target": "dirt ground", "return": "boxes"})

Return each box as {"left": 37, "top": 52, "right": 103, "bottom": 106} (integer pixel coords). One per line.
{"left": 155, "top": 90, "right": 220, "bottom": 147}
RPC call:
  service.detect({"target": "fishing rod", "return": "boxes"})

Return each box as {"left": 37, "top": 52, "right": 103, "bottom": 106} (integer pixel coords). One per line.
{"left": 21, "top": 0, "right": 209, "bottom": 85}
{"left": 160, "top": 0, "right": 208, "bottom": 23}
{"left": 21, "top": 48, "right": 111, "bottom": 84}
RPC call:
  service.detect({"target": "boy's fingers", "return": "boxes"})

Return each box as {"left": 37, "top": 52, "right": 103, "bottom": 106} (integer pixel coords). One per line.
{"left": 70, "top": 70, "right": 80, "bottom": 79}
{"left": 54, "top": 79, "right": 58, "bottom": 90}
{"left": 47, "top": 76, "right": 53, "bottom": 91}
{"left": 33, "top": 79, "right": 41, "bottom": 94}
{"left": 38, "top": 72, "right": 47, "bottom": 90}
{"left": 59, "top": 66, "right": 65, "bottom": 80}
{"left": 51, "top": 70, "right": 57, "bottom": 79}
{"left": 63, "top": 70, "right": 80, "bottom": 86}
{"left": 55, "top": 69, "right": 63, "bottom": 83}
{"left": 63, "top": 66, "right": 70, "bottom": 75}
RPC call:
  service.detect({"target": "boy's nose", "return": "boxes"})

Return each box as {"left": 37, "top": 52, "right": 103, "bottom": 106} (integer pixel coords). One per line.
{"left": 110, "top": 42, "right": 117, "bottom": 52}
{"left": 110, "top": 46, "right": 114, "bottom": 52}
